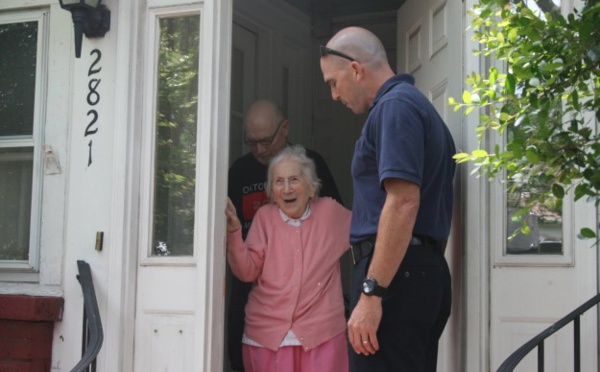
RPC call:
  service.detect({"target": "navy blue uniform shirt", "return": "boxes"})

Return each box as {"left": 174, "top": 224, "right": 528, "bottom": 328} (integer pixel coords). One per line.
{"left": 350, "top": 74, "right": 456, "bottom": 244}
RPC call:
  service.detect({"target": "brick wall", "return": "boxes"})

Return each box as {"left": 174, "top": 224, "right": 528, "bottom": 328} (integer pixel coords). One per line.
{"left": 0, "top": 295, "right": 63, "bottom": 372}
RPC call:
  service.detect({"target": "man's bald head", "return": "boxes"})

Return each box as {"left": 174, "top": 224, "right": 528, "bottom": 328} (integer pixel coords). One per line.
{"left": 244, "top": 100, "right": 284, "bottom": 131}
{"left": 243, "top": 100, "right": 289, "bottom": 165}
{"left": 320, "top": 27, "right": 395, "bottom": 114}
{"left": 326, "top": 27, "right": 389, "bottom": 70}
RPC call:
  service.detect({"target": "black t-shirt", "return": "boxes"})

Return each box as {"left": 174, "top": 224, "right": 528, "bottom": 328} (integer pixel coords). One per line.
{"left": 228, "top": 148, "right": 343, "bottom": 238}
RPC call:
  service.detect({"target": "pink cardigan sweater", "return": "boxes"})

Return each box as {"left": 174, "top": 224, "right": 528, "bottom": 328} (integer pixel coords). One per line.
{"left": 227, "top": 197, "right": 351, "bottom": 351}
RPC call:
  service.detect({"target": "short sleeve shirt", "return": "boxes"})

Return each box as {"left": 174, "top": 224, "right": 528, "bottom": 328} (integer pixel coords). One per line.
{"left": 350, "top": 74, "right": 456, "bottom": 244}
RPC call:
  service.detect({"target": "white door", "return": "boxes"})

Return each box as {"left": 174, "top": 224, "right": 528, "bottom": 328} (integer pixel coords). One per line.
{"left": 132, "top": 1, "right": 232, "bottom": 371}
{"left": 480, "top": 1, "right": 597, "bottom": 370}
{"left": 398, "top": 0, "right": 598, "bottom": 371}
{"left": 487, "top": 117, "right": 598, "bottom": 367}
{"left": 397, "top": 0, "right": 463, "bottom": 371}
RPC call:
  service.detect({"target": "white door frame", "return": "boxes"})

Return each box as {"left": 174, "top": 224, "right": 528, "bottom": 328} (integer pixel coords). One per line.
{"left": 462, "top": 0, "right": 491, "bottom": 370}
{"left": 101, "top": 1, "right": 597, "bottom": 371}
{"left": 101, "top": 0, "right": 232, "bottom": 371}
{"left": 192, "top": 1, "right": 232, "bottom": 370}
{"left": 94, "top": 0, "right": 489, "bottom": 371}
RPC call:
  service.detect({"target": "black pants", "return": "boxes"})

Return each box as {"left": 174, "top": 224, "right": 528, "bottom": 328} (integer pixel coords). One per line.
{"left": 226, "top": 269, "right": 252, "bottom": 372}
{"left": 349, "top": 242, "right": 451, "bottom": 372}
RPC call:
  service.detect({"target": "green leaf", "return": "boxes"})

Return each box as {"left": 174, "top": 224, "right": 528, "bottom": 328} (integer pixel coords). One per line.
{"left": 463, "top": 90, "right": 472, "bottom": 104}
{"left": 508, "top": 28, "right": 518, "bottom": 43}
{"left": 574, "top": 183, "right": 588, "bottom": 200}
{"left": 571, "top": 90, "right": 580, "bottom": 110}
{"left": 489, "top": 67, "right": 498, "bottom": 85}
{"left": 578, "top": 228, "right": 596, "bottom": 239}
{"left": 505, "top": 74, "right": 516, "bottom": 95}
{"left": 453, "top": 152, "right": 470, "bottom": 161}
{"left": 525, "top": 148, "right": 540, "bottom": 163}
{"left": 552, "top": 184, "right": 565, "bottom": 198}
{"left": 472, "top": 149, "right": 489, "bottom": 158}
{"left": 497, "top": 31, "right": 505, "bottom": 43}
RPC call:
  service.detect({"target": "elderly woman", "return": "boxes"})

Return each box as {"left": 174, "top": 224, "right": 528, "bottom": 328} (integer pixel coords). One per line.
{"left": 225, "top": 145, "right": 351, "bottom": 372}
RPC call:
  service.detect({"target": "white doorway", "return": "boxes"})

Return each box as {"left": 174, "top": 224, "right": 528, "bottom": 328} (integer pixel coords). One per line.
{"left": 124, "top": 1, "right": 599, "bottom": 372}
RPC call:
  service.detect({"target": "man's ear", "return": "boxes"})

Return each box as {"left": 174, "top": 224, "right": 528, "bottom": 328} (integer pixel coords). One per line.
{"left": 350, "top": 61, "right": 364, "bottom": 80}
{"left": 279, "top": 119, "right": 290, "bottom": 137}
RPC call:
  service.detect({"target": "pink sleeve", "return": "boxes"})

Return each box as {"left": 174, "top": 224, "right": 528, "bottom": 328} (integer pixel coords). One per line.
{"left": 336, "top": 202, "right": 352, "bottom": 255}
{"left": 226, "top": 209, "right": 267, "bottom": 282}
{"left": 322, "top": 198, "right": 352, "bottom": 256}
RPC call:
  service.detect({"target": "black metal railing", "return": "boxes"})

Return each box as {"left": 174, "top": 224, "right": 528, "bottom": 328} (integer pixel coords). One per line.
{"left": 71, "top": 260, "right": 104, "bottom": 372}
{"left": 497, "top": 292, "right": 600, "bottom": 372}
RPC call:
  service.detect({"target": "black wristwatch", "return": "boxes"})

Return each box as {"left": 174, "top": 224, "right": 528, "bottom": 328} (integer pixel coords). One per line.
{"left": 362, "top": 277, "right": 387, "bottom": 297}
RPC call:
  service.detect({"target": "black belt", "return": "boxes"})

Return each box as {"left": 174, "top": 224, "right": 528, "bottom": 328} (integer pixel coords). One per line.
{"left": 350, "top": 235, "right": 433, "bottom": 265}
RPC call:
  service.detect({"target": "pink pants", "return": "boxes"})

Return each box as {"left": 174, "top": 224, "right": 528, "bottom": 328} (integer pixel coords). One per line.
{"left": 242, "top": 331, "right": 349, "bottom": 372}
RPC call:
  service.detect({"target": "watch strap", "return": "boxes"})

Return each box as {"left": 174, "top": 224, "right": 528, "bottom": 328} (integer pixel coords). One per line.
{"left": 362, "top": 277, "right": 387, "bottom": 297}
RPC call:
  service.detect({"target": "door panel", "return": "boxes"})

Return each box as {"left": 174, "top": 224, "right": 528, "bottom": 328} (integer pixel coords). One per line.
{"left": 397, "top": 1, "right": 463, "bottom": 371}
{"left": 489, "top": 188, "right": 597, "bottom": 370}
{"left": 229, "top": 23, "right": 258, "bottom": 166}
{"left": 133, "top": 1, "right": 232, "bottom": 371}
{"left": 135, "top": 8, "right": 201, "bottom": 372}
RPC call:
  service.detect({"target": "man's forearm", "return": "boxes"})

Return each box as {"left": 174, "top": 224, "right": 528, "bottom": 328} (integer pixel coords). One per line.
{"left": 366, "top": 179, "right": 419, "bottom": 287}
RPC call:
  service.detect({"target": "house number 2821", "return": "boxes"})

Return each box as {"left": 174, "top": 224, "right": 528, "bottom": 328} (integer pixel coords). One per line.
{"left": 85, "top": 49, "right": 102, "bottom": 166}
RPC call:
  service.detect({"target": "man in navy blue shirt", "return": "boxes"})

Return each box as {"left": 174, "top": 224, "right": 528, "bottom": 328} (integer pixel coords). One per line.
{"left": 320, "top": 27, "right": 456, "bottom": 372}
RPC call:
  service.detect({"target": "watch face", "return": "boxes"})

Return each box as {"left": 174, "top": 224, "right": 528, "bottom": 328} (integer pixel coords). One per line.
{"left": 362, "top": 278, "right": 375, "bottom": 294}
{"left": 362, "top": 277, "right": 385, "bottom": 297}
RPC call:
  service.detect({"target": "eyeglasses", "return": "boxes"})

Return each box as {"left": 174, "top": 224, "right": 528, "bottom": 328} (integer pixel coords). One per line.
{"left": 319, "top": 45, "right": 355, "bottom": 62}
{"left": 244, "top": 118, "right": 286, "bottom": 147}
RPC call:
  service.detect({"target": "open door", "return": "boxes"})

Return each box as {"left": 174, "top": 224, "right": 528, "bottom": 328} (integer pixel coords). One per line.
{"left": 397, "top": 0, "right": 464, "bottom": 371}
{"left": 132, "top": 1, "right": 232, "bottom": 371}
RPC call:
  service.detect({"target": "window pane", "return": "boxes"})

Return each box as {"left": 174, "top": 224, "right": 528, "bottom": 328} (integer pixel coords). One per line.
{"left": 522, "top": 0, "right": 561, "bottom": 14}
{"left": 506, "top": 186, "right": 563, "bottom": 255}
{"left": 0, "top": 21, "right": 37, "bottom": 136}
{"left": 151, "top": 15, "right": 200, "bottom": 257}
{"left": 0, "top": 148, "right": 33, "bottom": 261}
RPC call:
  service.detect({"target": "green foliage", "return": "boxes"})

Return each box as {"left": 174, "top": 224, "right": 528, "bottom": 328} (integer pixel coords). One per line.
{"left": 451, "top": 0, "right": 600, "bottom": 239}
{"left": 152, "top": 16, "right": 200, "bottom": 255}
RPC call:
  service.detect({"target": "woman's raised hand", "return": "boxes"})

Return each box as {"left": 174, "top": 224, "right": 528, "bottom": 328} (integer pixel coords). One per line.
{"left": 226, "top": 198, "right": 242, "bottom": 233}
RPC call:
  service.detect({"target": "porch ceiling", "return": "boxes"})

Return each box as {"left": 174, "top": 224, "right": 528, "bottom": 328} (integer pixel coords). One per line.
{"left": 283, "top": 0, "right": 407, "bottom": 18}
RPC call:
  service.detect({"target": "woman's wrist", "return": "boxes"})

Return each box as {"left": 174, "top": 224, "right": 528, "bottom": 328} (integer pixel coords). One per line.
{"left": 227, "top": 226, "right": 241, "bottom": 234}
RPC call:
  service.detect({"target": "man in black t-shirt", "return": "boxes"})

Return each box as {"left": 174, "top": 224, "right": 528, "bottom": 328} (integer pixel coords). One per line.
{"left": 227, "top": 99, "right": 343, "bottom": 371}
